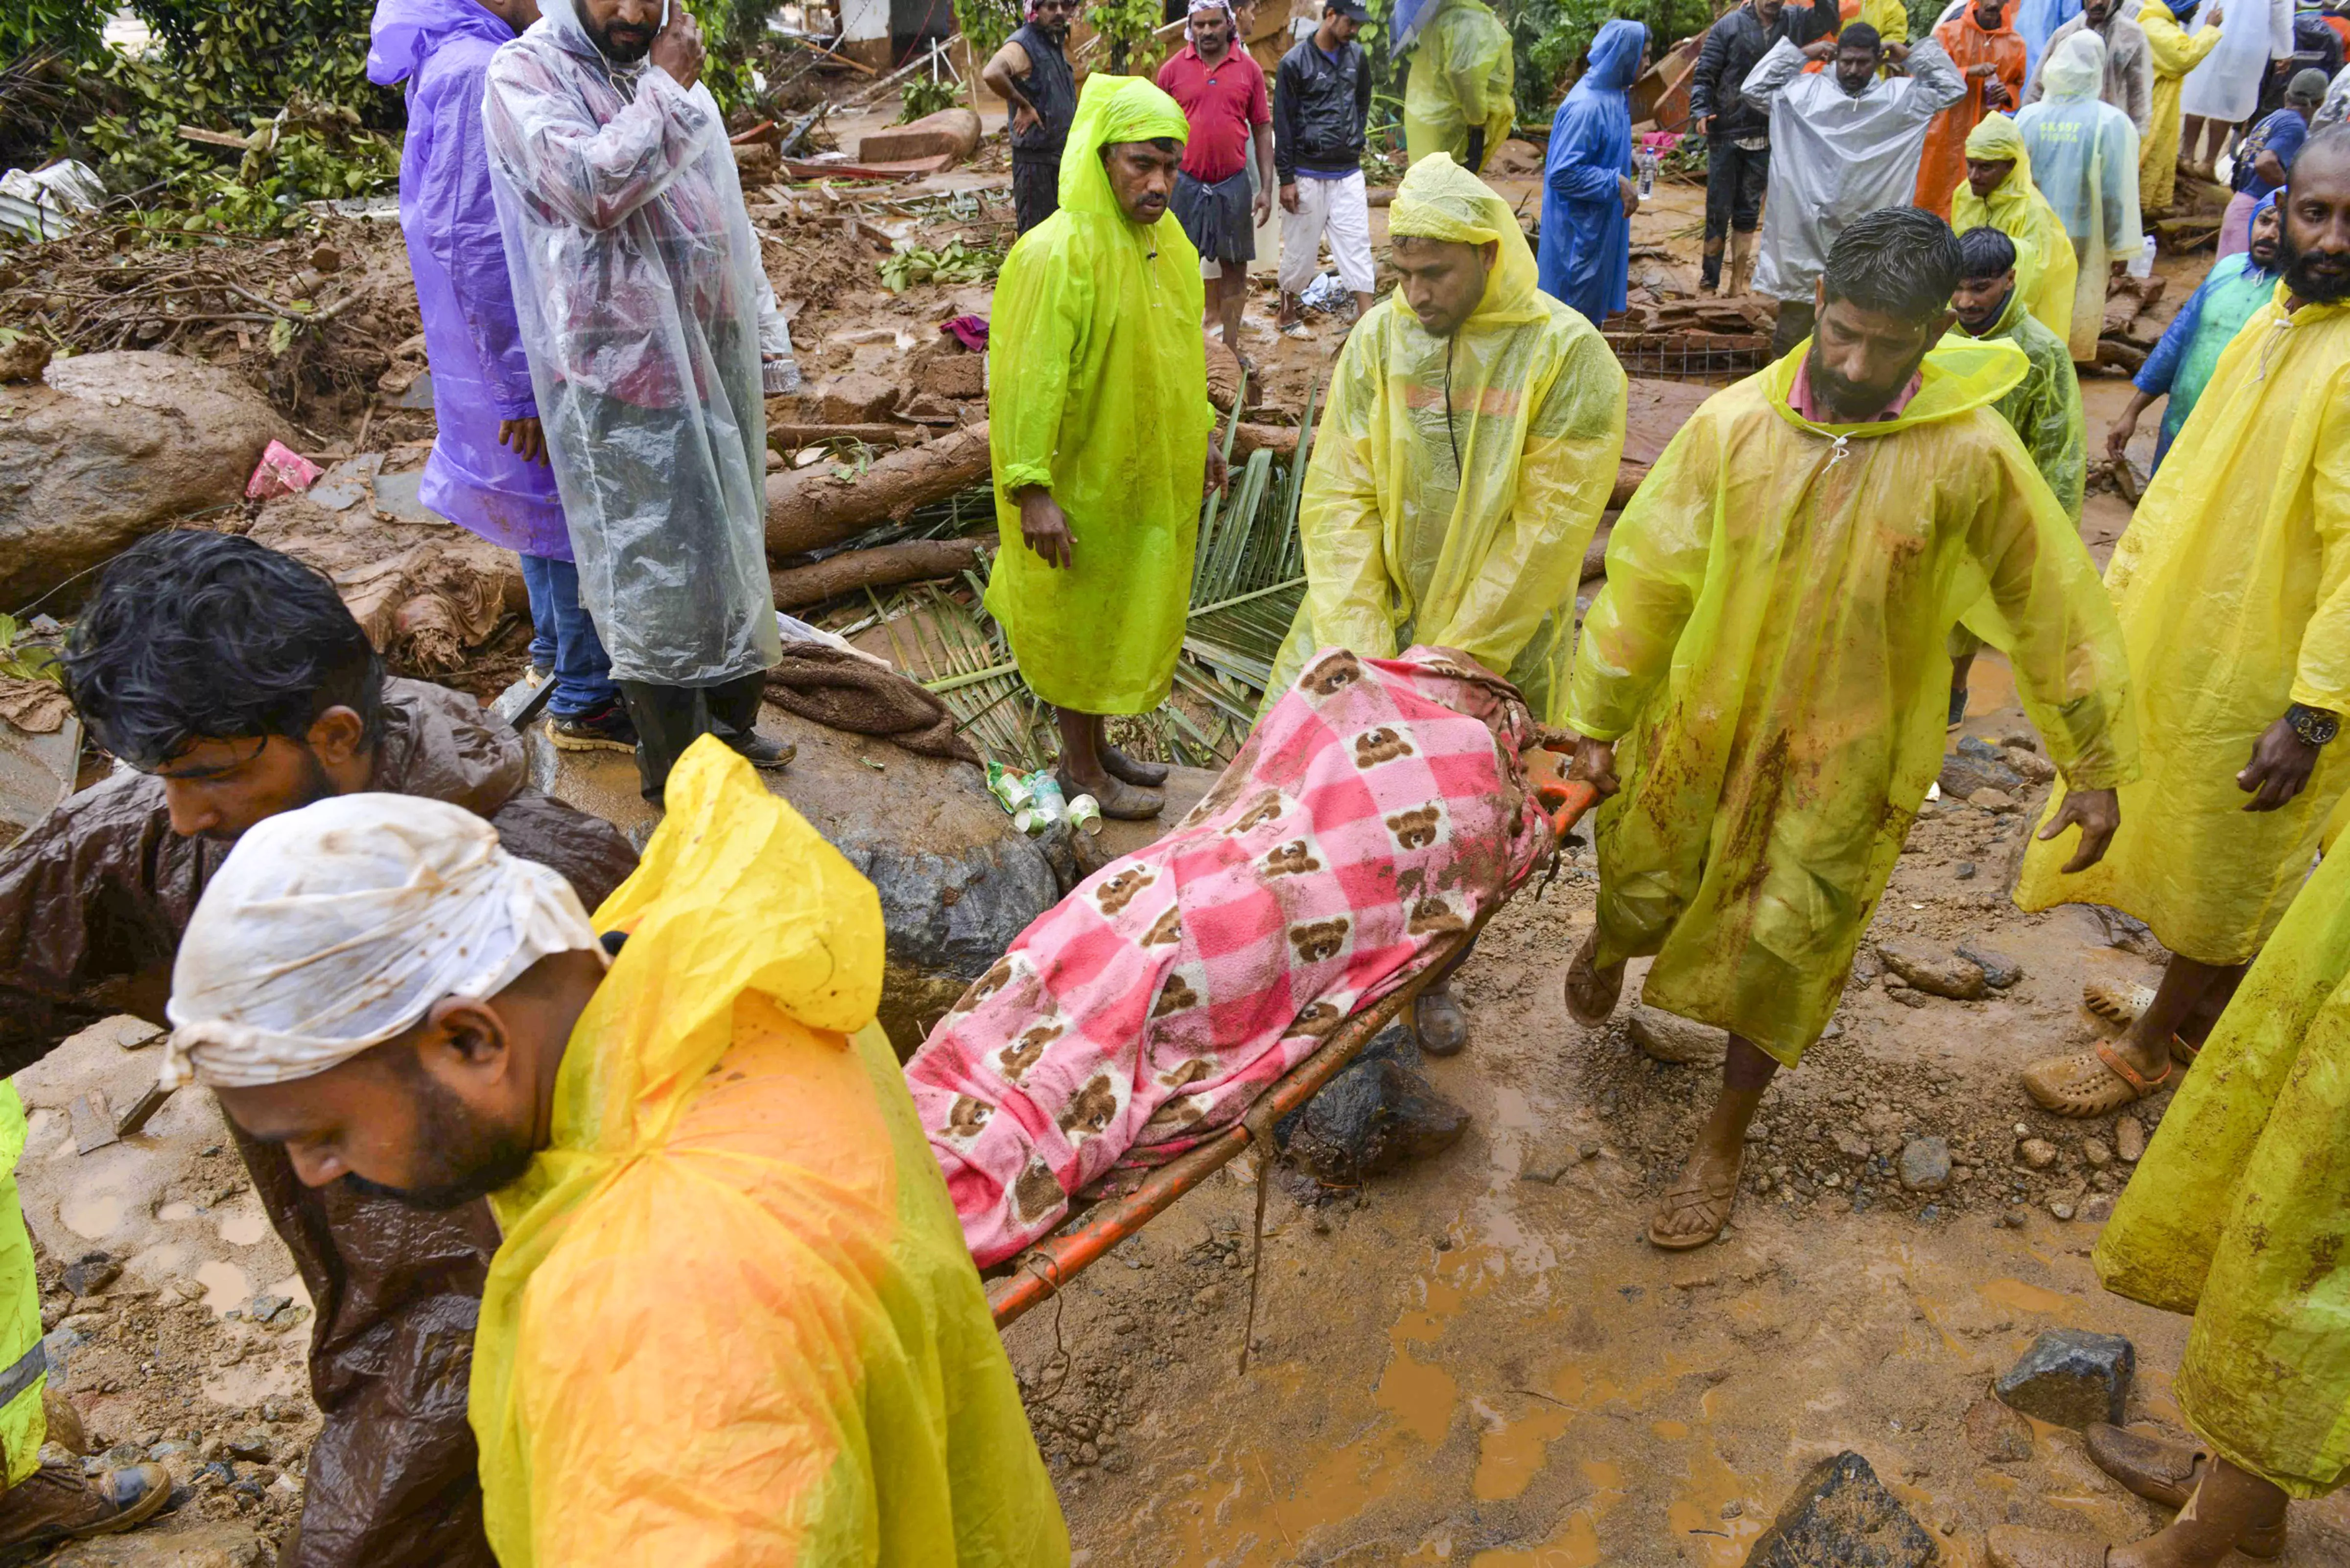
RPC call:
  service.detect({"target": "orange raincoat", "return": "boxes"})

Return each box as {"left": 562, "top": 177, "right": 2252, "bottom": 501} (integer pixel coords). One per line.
{"left": 1915, "top": 6, "right": 2029, "bottom": 217}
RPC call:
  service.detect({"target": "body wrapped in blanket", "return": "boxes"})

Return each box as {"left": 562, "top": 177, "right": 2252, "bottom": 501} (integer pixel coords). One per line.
{"left": 907, "top": 646, "right": 1552, "bottom": 1266}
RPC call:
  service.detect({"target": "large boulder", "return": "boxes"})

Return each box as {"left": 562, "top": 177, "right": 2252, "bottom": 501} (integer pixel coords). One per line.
{"left": 0, "top": 351, "right": 281, "bottom": 610}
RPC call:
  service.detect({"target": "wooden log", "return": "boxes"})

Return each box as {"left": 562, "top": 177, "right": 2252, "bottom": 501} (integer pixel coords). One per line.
{"left": 771, "top": 538, "right": 983, "bottom": 607}
{"left": 1609, "top": 459, "right": 1648, "bottom": 511}
{"left": 766, "top": 420, "right": 991, "bottom": 558}
{"left": 1231, "top": 422, "right": 1300, "bottom": 459}
{"left": 769, "top": 422, "right": 929, "bottom": 450}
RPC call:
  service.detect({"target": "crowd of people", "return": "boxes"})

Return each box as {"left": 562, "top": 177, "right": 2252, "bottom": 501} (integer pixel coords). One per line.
{"left": 0, "top": 0, "right": 2344, "bottom": 1562}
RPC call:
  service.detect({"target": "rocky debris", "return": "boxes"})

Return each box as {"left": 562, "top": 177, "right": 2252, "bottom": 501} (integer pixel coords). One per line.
{"left": 1954, "top": 941, "right": 2022, "bottom": 989}
{"left": 856, "top": 107, "right": 983, "bottom": 165}
{"left": 2082, "top": 1137, "right": 2114, "bottom": 1169}
{"left": 1898, "top": 1137, "right": 1951, "bottom": 1193}
{"left": 1939, "top": 736, "right": 2025, "bottom": 800}
{"left": 1962, "top": 1394, "right": 2036, "bottom": 1462}
{"left": 1967, "top": 787, "right": 2018, "bottom": 813}
{"left": 1278, "top": 1023, "right": 1470, "bottom": 1185}
{"left": 2018, "top": 1137, "right": 2059, "bottom": 1170}
{"left": 0, "top": 351, "right": 282, "bottom": 611}
{"left": 1875, "top": 942, "right": 1988, "bottom": 1001}
{"left": 2004, "top": 747, "right": 2057, "bottom": 785}
{"left": 61, "top": 1253, "right": 120, "bottom": 1299}
{"left": 1996, "top": 1329, "right": 2136, "bottom": 1428}
{"left": 1743, "top": 1451, "right": 1936, "bottom": 1568}
{"left": 48, "top": 1522, "right": 271, "bottom": 1567}
{"left": 2114, "top": 1116, "right": 2146, "bottom": 1162}
{"left": 1627, "top": 1002, "right": 1726, "bottom": 1065}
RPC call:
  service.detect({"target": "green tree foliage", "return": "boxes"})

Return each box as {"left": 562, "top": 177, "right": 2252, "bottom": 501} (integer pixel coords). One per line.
{"left": 1505, "top": 0, "right": 1711, "bottom": 125}
{"left": 1088, "top": 0, "right": 1162, "bottom": 73}
{"left": 953, "top": 0, "right": 1025, "bottom": 62}
{"left": 0, "top": 0, "right": 105, "bottom": 64}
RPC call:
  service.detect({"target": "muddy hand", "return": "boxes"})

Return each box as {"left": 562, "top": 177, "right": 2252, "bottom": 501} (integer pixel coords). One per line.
{"left": 2038, "top": 785, "right": 2119, "bottom": 872}
{"left": 650, "top": 4, "right": 705, "bottom": 88}
{"left": 1566, "top": 735, "right": 1621, "bottom": 799}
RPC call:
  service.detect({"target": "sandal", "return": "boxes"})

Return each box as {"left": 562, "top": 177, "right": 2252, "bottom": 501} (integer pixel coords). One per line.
{"left": 2083, "top": 1424, "right": 2287, "bottom": 1557}
{"left": 1060, "top": 770, "right": 1163, "bottom": 820}
{"left": 2020, "top": 1041, "right": 2171, "bottom": 1118}
{"left": 1647, "top": 1147, "right": 1743, "bottom": 1251}
{"left": 1413, "top": 985, "right": 1470, "bottom": 1057}
{"left": 1563, "top": 929, "right": 1624, "bottom": 1027}
{"left": 1985, "top": 1526, "right": 2111, "bottom": 1568}
{"left": 1278, "top": 321, "right": 1311, "bottom": 340}
{"left": 2083, "top": 979, "right": 2156, "bottom": 1027}
{"left": 1101, "top": 744, "right": 1170, "bottom": 788}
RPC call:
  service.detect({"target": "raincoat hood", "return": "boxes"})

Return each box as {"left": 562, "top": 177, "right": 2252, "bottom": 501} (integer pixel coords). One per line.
{"left": 1391, "top": 152, "right": 1545, "bottom": 326}
{"left": 2044, "top": 29, "right": 2105, "bottom": 97}
{"left": 1058, "top": 73, "right": 1190, "bottom": 219}
{"left": 1769, "top": 332, "right": 2030, "bottom": 438}
{"left": 1961, "top": 113, "right": 2045, "bottom": 227}
{"left": 366, "top": 0, "right": 513, "bottom": 85}
{"left": 1583, "top": 17, "right": 1647, "bottom": 92}
{"left": 532, "top": 0, "right": 626, "bottom": 66}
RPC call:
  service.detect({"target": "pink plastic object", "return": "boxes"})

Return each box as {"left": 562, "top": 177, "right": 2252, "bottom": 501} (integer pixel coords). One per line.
{"left": 245, "top": 440, "right": 323, "bottom": 500}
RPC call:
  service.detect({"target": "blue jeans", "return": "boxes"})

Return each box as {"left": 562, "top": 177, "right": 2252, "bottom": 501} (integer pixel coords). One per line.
{"left": 519, "top": 554, "right": 617, "bottom": 716}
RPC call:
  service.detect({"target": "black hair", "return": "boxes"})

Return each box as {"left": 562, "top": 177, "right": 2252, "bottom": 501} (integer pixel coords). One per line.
{"left": 1838, "top": 22, "right": 1881, "bottom": 52}
{"left": 1822, "top": 207, "right": 1965, "bottom": 321}
{"left": 63, "top": 531, "right": 385, "bottom": 769}
{"left": 2293, "top": 125, "right": 2350, "bottom": 183}
{"left": 1957, "top": 225, "right": 2019, "bottom": 279}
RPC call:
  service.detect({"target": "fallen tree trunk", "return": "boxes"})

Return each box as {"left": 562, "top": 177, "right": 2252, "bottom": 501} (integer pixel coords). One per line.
{"left": 766, "top": 420, "right": 991, "bottom": 557}
{"left": 1581, "top": 518, "right": 1613, "bottom": 581}
{"left": 1609, "top": 460, "right": 1647, "bottom": 511}
{"left": 771, "top": 538, "right": 984, "bottom": 608}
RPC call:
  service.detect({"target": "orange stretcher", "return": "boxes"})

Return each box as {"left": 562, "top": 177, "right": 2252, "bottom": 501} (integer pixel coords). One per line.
{"left": 986, "top": 750, "right": 1598, "bottom": 1329}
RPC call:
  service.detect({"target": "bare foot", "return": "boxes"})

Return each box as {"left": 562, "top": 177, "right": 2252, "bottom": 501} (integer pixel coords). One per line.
{"left": 1648, "top": 1143, "right": 1743, "bottom": 1250}
{"left": 1563, "top": 929, "right": 1623, "bottom": 1026}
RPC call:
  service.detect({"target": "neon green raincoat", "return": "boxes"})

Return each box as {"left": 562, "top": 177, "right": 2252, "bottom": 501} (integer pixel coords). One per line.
{"left": 1955, "top": 285, "right": 2085, "bottom": 519}
{"left": 986, "top": 75, "right": 1216, "bottom": 715}
{"left": 2093, "top": 843, "right": 2350, "bottom": 1498}
{"left": 1954, "top": 114, "right": 2080, "bottom": 349}
{"left": 1569, "top": 339, "right": 2136, "bottom": 1063}
{"left": 2016, "top": 291, "right": 2350, "bottom": 964}
{"left": 1403, "top": 0, "right": 1515, "bottom": 167}
{"left": 0, "top": 1088, "right": 44, "bottom": 1487}
{"left": 469, "top": 741, "right": 1067, "bottom": 1567}
{"left": 1267, "top": 153, "right": 1627, "bottom": 724}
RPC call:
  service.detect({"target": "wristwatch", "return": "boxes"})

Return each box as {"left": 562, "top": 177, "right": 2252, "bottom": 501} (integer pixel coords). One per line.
{"left": 2287, "top": 703, "right": 2340, "bottom": 747}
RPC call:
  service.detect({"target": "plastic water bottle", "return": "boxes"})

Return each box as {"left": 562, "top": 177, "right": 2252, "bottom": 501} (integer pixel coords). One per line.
{"left": 1636, "top": 146, "right": 1658, "bottom": 200}
{"left": 2128, "top": 235, "right": 2156, "bottom": 280}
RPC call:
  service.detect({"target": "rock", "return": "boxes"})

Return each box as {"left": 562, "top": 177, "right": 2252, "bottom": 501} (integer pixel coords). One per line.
{"left": 0, "top": 335, "right": 50, "bottom": 383}
{"left": 2018, "top": 1137, "right": 2059, "bottom": 1170}
{"left": 2114, "top": 1116, "right": 2146, "bottom": 1162}
{"left": 1955, "top": 941, "right": 2022, "bottom": 989}
{"left": 1996, "top": 1329, "right": 2134, "bottom": 1427}
{"left": 1954, "top": 861, "right": 1976, "bottom": 879}
{"left": 1968, "top": 787, "right": 2018, "bottom": 813}
{"left": 1277, "top": 1024, "right": 1470, "bottom": 1183}
{"left": 796, "top": 370, "right": 902, "bottom": 424}
{"left": 0, "top": 352, "right": 283, "bottom": 611}
{"left": 2000, "top": 1205, "right": 2030, "bottom": 1228}
{"left": 1876, "top": 941, "right": 1989, "bottom": 1001}
{"left": 857, "top": 107, "right": 984, "bottom": 164}
{"left": 1192, "top": 1284, "right": 1225, "bottom": 1312}
{"left": 1833, "top": 1128, "right": 1874, "bottom": 1161}
{"left": 2004, "top": 747, "right": 2058, "bottom": 785}
{"left": 1961, "top": 1395, "right": 2035, "bottom": 1463}
{"left": 1898, "top": 1137, "right": 1951, "bottom": 1192}
{"left": 47, "top": 1522, "right": 272, "bottom": 1567}
{"left": 224, "top": 1429, "right": 273, "bottom": 1463}
{"left": 915, "top": 352, "right": 985, "bottom": 401}
{"left": 1743, "top": 1451, "right": 1936, "bottom": 1568}
{"left": 2048, "top": 1198, "right": 2076, "bottom": 1221}
{"left": 1939, "top": 739, "right": 2024, "bottom": 799}
{"left": 2082, "top": 1138, "right": 2114, "bottom": 1169}
{"left": 60, "top": 1254, "right": 118, "bottom": 1298}
{"left": 1628, "top": 1003, "right": 1727, "bottom": 1065}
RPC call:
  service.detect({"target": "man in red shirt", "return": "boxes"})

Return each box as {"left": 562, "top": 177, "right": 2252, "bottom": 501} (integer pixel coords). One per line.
{"left": 1158, "top": 0, "right": 1276, "bottom": 354}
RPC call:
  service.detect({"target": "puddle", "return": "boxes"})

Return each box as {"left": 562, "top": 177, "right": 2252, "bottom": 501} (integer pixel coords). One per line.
{"left": 217, "top": 1206, "right": 268, "bottom": 1247}
{"left": 1978, "top": 1277, "right": 2074, "bottom": 1316}
{"left": 193, "top": 1260, "right": 249, "bottom": 1314}
{"left": 157, "top": 1201, "right": 197, "bottom": 1223}
{"left": 60, "top": 1188, "right": 124, "bottom": 1240}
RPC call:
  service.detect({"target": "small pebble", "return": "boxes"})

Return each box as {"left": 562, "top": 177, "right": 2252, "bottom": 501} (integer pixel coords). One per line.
{"left": 2048, "top": 1199, "right": 2076, "bottom": 1222}
{"left": 1954, "top": 861, "right": 1976, "bottom": 880}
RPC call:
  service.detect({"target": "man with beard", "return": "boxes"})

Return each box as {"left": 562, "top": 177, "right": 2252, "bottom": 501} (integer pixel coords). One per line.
{"left": 2108, "top": 189, "right": 2284, "bottom": 474}
{"left": 0, "top": 532, "right": 637, "bottom": 1567}
{"left": 983, "top": 0, "right": 1078, "bottom": 234}
{"left": 1559, "top": 209, "right": 2136, "bottom": 1251}
{"left": 483, "top": 0, "right": 793, "bottom": 807}
{"left": 2013, "top": 131, "right": 2350, "bottom": 1124}
{"left": 1914, "top": 0, "right": 2027, "bottom": 218}
{"left": 163, "top": 744, "right": 1067, "bottom": 1565}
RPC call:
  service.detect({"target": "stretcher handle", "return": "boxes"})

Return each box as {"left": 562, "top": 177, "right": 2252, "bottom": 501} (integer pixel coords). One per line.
{"left": 1536, "top": 777, "right": 1599, "bottom": 840}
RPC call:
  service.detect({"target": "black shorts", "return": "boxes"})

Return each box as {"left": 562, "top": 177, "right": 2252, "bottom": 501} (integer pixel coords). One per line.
{"left": 1013, "top": 158, "right": 1060, "bottom": 235}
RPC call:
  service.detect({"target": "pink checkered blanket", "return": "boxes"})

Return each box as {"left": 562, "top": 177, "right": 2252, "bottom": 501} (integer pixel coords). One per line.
{"left": 905, "top": 646, "right": 1551, "bottom": 1267}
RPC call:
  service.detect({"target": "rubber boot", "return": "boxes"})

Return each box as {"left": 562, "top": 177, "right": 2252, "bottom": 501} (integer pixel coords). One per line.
{"left": 615, "top": 681, "right": 710, "bottom": 806}
{"left": 705, "top": 671, "right": 793, "bottom": 769}
{"left": 1726, "top": 229, "right": 1756, "bottom": 298}
{"left": 1700, "top": 235, "right": 1724, "bottom": 293}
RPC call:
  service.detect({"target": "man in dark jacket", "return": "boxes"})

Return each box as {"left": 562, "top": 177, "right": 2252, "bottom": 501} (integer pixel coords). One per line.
{"left": 982, "top": 0, "right": 1079, "bottom": 234}
{"left": 0, "top": 533, "right": 637, "bottom": 1568}
{"left": 1688, "top": 0, "right": 1840, "bottom": 294}
{"left": 1274, "top": 0, "right": 1377, "bottom": 334}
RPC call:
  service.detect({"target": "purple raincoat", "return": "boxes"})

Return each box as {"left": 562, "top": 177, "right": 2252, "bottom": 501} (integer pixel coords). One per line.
{"left": 369, "top": 0, "right": 572, "bottom": 559}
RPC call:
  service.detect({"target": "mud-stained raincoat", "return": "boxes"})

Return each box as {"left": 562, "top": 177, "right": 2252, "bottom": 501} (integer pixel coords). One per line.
{"left": 1268, "top": 154, "right": 1627, "bottom": 725}
{"left": 2016, "top": 289, "right": 2350, "bottom": 965}
{"left": 2139, "top": 0, "right": 2225, "bottom": 212}
{"left": 1403, "top": 0, "right": 1514, "bottom": 166}
{"left": 1954, "top": 113, "right": 2080, "bottom": 346}
{"left": 470, "top": 741, "right": 1066, "bottom": 1568}
{"left": 2093, "top": 843, "right": 2350, "bottom": 1499}
{"left": 985, "top": 75, "right": 1214, "bottom": 716}
{"left": 2017, "top": 31, "right": 2141, "bottom": 361}
{"left": 1569, "top": 339, "right": 2135, "bottom": 1063}
{"left": 1914, "top": 5, "right": 2029, "bottom": 218}
{"left": 1539, "top": 20, "right": 1647, "bottom": 323}
{"left": 1957, "top": 283, "right": 2086, "bottom": 518}
{"left": 1743, "top": 35, "right": 1967, "bottom": 302}
{"left": 481, "top": 0, "right": 785, "bottom": 688}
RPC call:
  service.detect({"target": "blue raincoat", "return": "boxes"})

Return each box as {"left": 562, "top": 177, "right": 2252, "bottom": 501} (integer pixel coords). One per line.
{"left": 2136, "top": 189, "right": 2281, "bottom": 471}
{"left": 2013, "top": 0, "right": 2083, "bottom": 83}
{"left": 367, "top": 0, "right": 570, "bottom": 560}
{"left": 1539, "top": 20, "right": 1647, "bottom": 324}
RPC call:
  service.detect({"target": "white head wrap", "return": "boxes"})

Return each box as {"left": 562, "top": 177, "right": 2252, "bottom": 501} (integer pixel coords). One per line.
{"left": 163, "top": 793, "right": 603, "bottom": 1091}
{"left": 1185, "top": 0, "right": 1235, "bottom": 45}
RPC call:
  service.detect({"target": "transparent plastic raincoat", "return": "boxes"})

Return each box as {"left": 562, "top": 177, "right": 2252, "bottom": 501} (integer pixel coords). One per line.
{"left": 2016, "top": 290, "right": 2350, "bottom": 965}
{"left": 1913, "top": 5, "right": 2028, "bottom": 218}
{"left": 1954, "top": 113, "right": 2081, "bottom": 347}
{"left": 470, "top": 742, "right": 1067, "bottom": 1568}
{"left": 2094, "top": 843, "right": 2350, "bottom": 1499}
{"left": 1403, "top": 0, "right": 1515, "bottom": 165}
{"left": 2012, "top": 0, "right": 2082, "bottom": 82}
{"left": 2139, "top": 0, "right": 2225, "bottom": 212}
{"left": 2182, "top": 0, "right": 2293, "bottom": 124}
{"left": 2017, "top": 32, "right": 2141, "bottom": 361}
{"left": 482, "top": 0, "right": 787, "bottom": 688}
{"left": 1539, "top": 20, "right": 1647, "bottom": 323}
{"left": 1569, "top": 339, "right": 2135, "bottom": 1062}
{"left": 1744, "top": 36, "right": 1968, "bottom": 302}
{"left": 985, "top": 75, "right": 1215, "bottom": 716}
{"left": 1267, "top": 154, "right": 1627, "bottom": 725}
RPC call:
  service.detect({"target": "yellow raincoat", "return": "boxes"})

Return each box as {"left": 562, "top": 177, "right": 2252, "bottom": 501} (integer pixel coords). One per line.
{"left": 2138, "top": 0, "right": 2224, "bottom": 213}
{"left": 1266, "top": 154, "right": 1627, "bottom": 724}
{"left": 469, "top": 741, "right": 1066, "bottom": 1567}
{"left": 1403, "top": 0, "right": 1515, "bottom": 167}
{"left": 2016, "top": 290, "right": 2350, "bottom": 964}
{"left": 986, "top": 75, "right": 1216, "bottom": 715}
{"left": 1954, "top": 114, "right": 2079, "bottom": 348}
{"left": 0, "top": 1088, "right": 44, "bottom": 1487}
{"left": 1569, "top": 339, "right": 2136, "bottom": 1063}
{"left": 2093, "top": 844, "right": 2350, "bottom": 1498}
